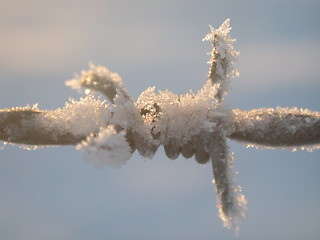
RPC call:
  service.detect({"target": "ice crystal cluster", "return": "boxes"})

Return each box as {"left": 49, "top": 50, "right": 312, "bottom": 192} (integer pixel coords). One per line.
{"left": 0, "top": 19, "right": 319, "bottom": 231}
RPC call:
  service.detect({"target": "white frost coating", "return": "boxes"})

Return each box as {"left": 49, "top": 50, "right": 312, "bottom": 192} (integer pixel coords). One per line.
{"left": 4, "top": 142, "right": 45, "bottom": 151}
{"left": 66, "top": 62, "right": 122, "bottom": 91}
{"left": 212, "top": 151, "right": 247, "bottom": 231}
{"left": 232, "top": 107, "right": 320, "bottom": 150}
{"left": 35, "top": 95, "right": 110, "bottom": 138}
{"left": 246, "top": 143, "right": 320, "bottom": 152}
{"left": 113, "top": 93, "right": 145, "bottom": 131}
{"left": 77, "top": 125, "right": 131, "bottom": 168}
{"left": 203, "top": 18, "right": 239, "bottom": 74}
{"left": 136, "top": 81, "right": 233, "bottom": 145}
{"left": 112, "top": 92, "right": 158, "bottom": 158}
{"left": 65, "top": 63, "right": 130, "bottom": 102}
{"left": 203, "top": 18, "right": 239, "bottom": 96}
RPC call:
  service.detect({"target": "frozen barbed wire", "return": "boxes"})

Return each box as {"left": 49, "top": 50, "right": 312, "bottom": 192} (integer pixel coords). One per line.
{"left": 0, "top": 19, "right": 319, "bottom": 232}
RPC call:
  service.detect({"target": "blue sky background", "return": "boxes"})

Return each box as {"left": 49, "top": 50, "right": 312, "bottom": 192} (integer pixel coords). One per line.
{"left": 0, "top": 0, "right": 320, "bottom": 239}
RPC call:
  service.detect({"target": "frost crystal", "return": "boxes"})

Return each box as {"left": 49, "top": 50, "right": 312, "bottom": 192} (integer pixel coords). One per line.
{"left": 203, "top": 18, "right": 239, "bottom": 100}
{"left": 136, "top": 82, "right": 233, "bottom": 151}
{"left": 112, "top": 91, "right": 158, "bottom": 158}
{"left": 77, "top": 125, "right": 131, "bottom": 168}
{"left": 35, "top": 95, "right": 110, "bottom": 139}
{"left": 66, "top": 63, "right": 130, "bottom": 103}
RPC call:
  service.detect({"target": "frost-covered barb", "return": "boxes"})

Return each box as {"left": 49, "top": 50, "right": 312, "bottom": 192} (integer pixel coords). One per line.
{"left": 202, "top": 19, "right": 246, "bottom": 230}
{"left": 66, "top": 63, "right": 131, "bottom": 103}
{"left": 203, "top": 18, "right": 239, "bottom": 101}
{"left": 0, "top": 19, "right": 319, "bottom": 231}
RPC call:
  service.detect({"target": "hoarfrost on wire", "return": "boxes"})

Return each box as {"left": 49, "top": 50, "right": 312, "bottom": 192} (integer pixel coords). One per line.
{"left": 136, "top": 82, "right": 233, "bottom": 145}
{"left": 35, "top": 95, "right": 110, "bottom": 138}
{"left": 233, "top": 107, "right": 320, "bottom": 150}
{"left": 66, "top": 63, "right": 130, "bottom": 102}
{"left": 77, "top": 125, "right": 132, "bottom": 168}
{"left": 0, "top": 19, "right": 319, "bottom": 233}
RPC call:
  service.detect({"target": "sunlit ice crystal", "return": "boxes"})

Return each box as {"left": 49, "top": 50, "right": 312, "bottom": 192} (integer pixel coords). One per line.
{"left": 77, "top": 125, "right": 132, "bottom": 168}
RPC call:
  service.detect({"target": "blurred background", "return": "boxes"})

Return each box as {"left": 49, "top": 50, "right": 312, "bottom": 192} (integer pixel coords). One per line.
{"left": 0, "top": 0, "right": 319, "bottom": 239}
